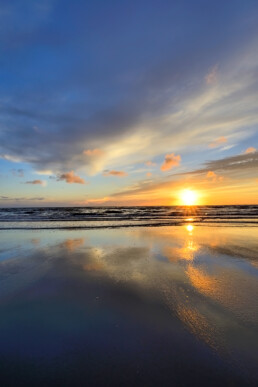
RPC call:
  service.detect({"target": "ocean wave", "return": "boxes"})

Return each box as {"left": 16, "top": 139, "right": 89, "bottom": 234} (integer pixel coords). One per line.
{"left": 0, "top": 206, "right": 257, "bottom": 229}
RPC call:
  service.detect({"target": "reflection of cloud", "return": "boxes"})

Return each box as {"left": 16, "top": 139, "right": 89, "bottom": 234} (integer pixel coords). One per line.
{"left": 163, "top": 226, "right": 198, "bottom": 262}
{"left": 176, "top": 305, "right": 215, "bottom": 349}
{"left": 84, "top": 262, "right": 104, "bottom": 271}
{"left": 1, "top": 224, "right": 258, "bottom": 372}
{"left": 161, "top": 153, "right": 181, "bottom": 171}
{"left": 62, "top": 238, "right": 85, "bottom": 252}
{"left": 57, "top": 171, "right": 86, "bottom": 184}
{"left": 187, "top": 266, "right": 215, "bottom": 294}
{"left": 206, "top": 243, "right": 258, "bottom": 269}
{"left": 163, "top": 239, "right": 198, "bottom": 262}
{"left": 186, "top": 262, "right": 258, "bottom": 323}
{"left": 31, "top": 238, "right": 40, "bottom": 246}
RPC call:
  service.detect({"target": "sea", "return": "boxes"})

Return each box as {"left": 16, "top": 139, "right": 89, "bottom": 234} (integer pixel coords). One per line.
{"left": 0, "top": 204, "right": 258, "bottom": 228}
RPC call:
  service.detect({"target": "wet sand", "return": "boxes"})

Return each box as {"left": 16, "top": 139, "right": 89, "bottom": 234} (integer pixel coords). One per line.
{"left": 0, "top": 225, "right": 257, "bottom": 386}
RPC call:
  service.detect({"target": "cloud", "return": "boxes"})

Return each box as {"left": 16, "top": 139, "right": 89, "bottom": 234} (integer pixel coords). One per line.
{"left": 25, "top": 179, "right": 46, "bottom": 186}
{"left": 244, "top": 147, "right": 256, "bottom": 154}
{"left": 205, "top": 152, "right": 258, "bottom": 174}
{"left": 205, "top": 65, "right": 218, "bottom": 85}
{"left": 209, "top": 137, "right": 227, "bottom": 148}
{"left": 11, "top": 168, "right": 24, "bottom": 177}
{"left": 219, "top": 145, "right": 236, "bottom": 152}
{"left": 145, "top": 161, "right": 156, "bottom": 167}
{"left": 57, "top": 171, "right": 86, "bottom": 184}
{"left": 82, "top": 197, "right": 111, "bottom": 205}
{"left": 36, "top": 170, "right": 53, "bottom": 175}
{"left": 161, "top": 153, "right": 181, "bottom": 171}
{"left": 0, "top": 196, "right": 44, "bottom": 201}
{"left": 0, "top": 1, "right": 258, "bottom": 190}
{"left": 83, "top": 149, "right": 104, "bottom": 157}
{"left": 103, "top": 170, "right": 128, "bottom": 177}
{"left": 206, "top": 171, "right": 216, "bottom": 178}
{"left": 206, "top": 171, "right": 224, "bottom": 182}
{"left": 146, "top": 172, "right": 152, "bottom": 177}
{"left": 0, "top": 154, "right": 23, "bottom": 163}
{"left": 184, "top": 151, "right": 258, "bottom": 180}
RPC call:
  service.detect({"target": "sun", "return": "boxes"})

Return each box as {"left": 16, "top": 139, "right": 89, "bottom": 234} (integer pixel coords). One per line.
{"left": 180, "top": 189, "right": 198, "bottom": 206}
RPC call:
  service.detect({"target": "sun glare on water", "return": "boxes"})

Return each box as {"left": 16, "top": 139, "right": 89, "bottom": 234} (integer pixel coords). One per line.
{"left": 180, "top": 189, "right": 198, "bottom": 206}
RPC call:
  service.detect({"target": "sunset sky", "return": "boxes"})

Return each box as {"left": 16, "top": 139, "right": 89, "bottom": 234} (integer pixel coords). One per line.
{"left": 0, "top": 0, "right": 258, "bottom": 206}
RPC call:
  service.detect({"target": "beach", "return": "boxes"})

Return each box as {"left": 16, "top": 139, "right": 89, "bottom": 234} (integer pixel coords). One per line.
{"left": 0, "top": 212, "right": 257, "bottom": 386}
{"left": 2, "top": 0, "right": 258, "bottom": 384}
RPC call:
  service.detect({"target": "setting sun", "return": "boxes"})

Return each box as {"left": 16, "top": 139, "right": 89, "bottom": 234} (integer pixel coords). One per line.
{"left": 180, "top": 189, "right": 198, "bottom": 206}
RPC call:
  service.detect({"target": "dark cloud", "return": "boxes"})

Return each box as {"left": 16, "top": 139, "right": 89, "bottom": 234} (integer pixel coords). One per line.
{"left": 185, "top": 152, "right": 258, "bottom": 178}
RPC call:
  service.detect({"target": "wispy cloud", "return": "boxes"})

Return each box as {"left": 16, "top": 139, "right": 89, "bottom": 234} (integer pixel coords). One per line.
{"left": 83, "top": 148, "right": 104, "bottom": 157}
{"left": 145, "top": 161, "right": 156, "bottom": 167}
{"left": 161, "top": 153, "right": 181, "bottom": 172}
{"left": 25, "top": 179, "right": 46, "bottom": 185}
{"left": 0, "top": 154, "right": 23, "bottom": 163}
{"left": 36, "top": 170, "right": 53, "bottom": 175}
{"left": 205, "top": 64, "right": 218, "bottom": 85}
{"left": 184, "top": 151, "right": 258, "bottom": 179}
{"left": 209, "top": 136, "right": 227, "bottom": 149}
{"left": 0, "top": 196, "right": 45, "bottom": 201}
{"left": 103, "top": 170, "right": 128, "bottom": 177}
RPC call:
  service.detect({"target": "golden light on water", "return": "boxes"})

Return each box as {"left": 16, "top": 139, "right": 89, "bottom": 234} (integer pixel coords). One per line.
{"left": 186, "top": 224, "right": 194, "bottom": 232}
{"left": 180, "top": 189, "right": 198, "bottom": 206}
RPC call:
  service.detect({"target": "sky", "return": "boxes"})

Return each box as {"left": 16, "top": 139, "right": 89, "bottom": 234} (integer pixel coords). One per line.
{"left": 0, "top": 0, "right": 258, "bottom": 206}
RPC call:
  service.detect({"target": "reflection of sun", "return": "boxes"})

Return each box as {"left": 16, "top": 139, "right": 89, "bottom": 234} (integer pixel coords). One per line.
{"left": 186, "top": 224, "right": 194, "bottom": 232}
{"left": 180, "top": 189, "right": 198, "bottom": 206}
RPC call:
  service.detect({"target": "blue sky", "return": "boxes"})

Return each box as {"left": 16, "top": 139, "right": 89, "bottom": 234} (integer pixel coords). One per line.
{"left": 0, "top": 0, "right": 258, "bottom": 206}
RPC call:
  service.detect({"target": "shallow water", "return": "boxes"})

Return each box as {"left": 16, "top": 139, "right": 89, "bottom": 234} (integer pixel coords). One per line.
{"left": 0, "top": 225, "right": 257, "bottom": 386}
